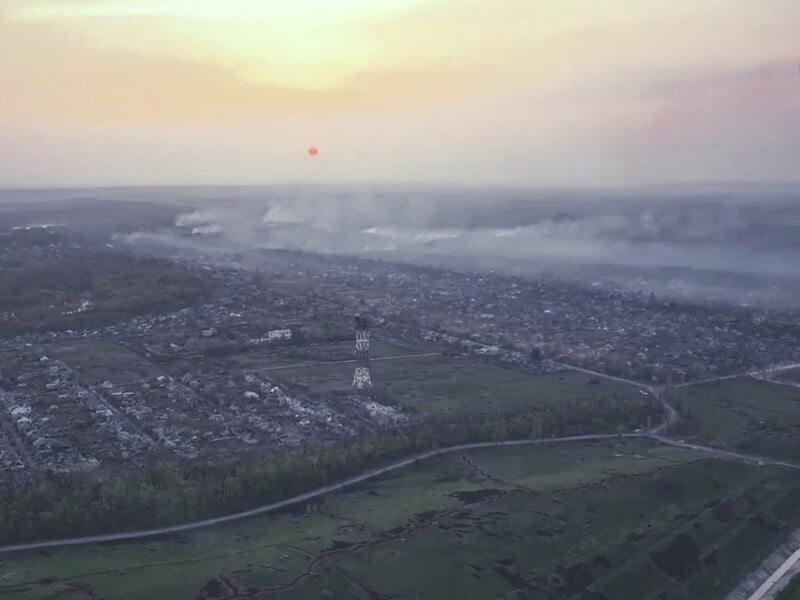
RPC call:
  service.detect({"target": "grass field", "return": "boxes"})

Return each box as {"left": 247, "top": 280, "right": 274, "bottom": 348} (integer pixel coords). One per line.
{"left": 49, "top": 337, "right": 656, "bottom": 424}
{"left": 222, "top": 339, "right": 423, "bottom": 370}
{"left": 270, "top": 351, "right": 651, "bottom": 418}
{"left": 780, "top": 576, "right": 800, "bottom": 600}
{"left": 2, "top": 439, "right": 798, "bottom": 600}
{"left": 676, "top": 377, "right": 800, "bottom": 463}
{"left": 54, "top": 338, "right": 423, "bottom": 377}
{"left": 779, "top": 368, "right": 800, "bottom": 384}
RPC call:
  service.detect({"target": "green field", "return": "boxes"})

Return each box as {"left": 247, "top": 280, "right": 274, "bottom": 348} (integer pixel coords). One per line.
{"left": 676, "top": 377, "right": 800, "bottom": 462}
{"left": 130, "top": 338, "right": 423, "bottom": 372}
{"left": 271, "top": 353, "right": 651, "bottom": 418}
{"left": 780, "top": 576, "right": 800, "bottom": 600}
{"left": 2, "top": 439, "right": 798, "bottom": 600}
{"left": 49, "top": 337, "right": 657, "bottom": 423}
{"left": 778, "top": 368, "right": 800, "bottom": 384}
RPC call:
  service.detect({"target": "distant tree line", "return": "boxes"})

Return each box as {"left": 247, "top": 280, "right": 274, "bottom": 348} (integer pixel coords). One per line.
{"left": 0, "top": 255, "right": 211, "bottom": 335}
{"left": 0, "top": 395, "right": 658, "bottom": 543}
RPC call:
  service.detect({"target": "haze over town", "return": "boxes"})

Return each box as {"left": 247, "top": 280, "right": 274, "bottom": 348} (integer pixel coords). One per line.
{"left": 1, "top": 0, "right": 799, "bottom": 186}
{"left": 2, "top": 2, "right": 800, "bottom": 599}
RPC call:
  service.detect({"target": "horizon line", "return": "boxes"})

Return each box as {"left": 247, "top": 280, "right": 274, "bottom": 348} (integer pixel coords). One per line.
{"left": 2, "top": 179, "right": 800, "bottom": 194}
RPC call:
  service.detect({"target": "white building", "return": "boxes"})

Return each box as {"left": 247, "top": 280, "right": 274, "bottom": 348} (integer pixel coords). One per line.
{"left": 268, "top": 329, "right": 293, "bottom": 342}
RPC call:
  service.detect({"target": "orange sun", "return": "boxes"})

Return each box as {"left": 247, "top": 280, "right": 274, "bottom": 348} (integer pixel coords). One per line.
{"left": 308, "top": 146, "right": 319, "bottom": 157}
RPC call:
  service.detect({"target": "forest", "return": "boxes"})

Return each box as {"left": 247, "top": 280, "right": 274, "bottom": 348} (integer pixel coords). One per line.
{"left": 0, "top": 395, "right": 659, "bottom": 543}
{"left": 0, "top": 253, "right": 210, "bottom": 335}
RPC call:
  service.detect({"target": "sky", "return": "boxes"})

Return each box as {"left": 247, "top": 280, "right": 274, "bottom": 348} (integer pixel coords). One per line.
{"left": 0, "top": 0, "right": 799, "bottom": 187}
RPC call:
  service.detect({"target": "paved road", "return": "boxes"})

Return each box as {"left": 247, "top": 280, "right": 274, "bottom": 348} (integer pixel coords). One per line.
{"left": 250, "top": 352, "right": 442, "bottom": 373}
{"left": 3, "top": 360, "right": 798, "bottom": 568}
{"left": 725, "top": 531, "right": 800, "bottom": 600}
{"left": 748, "top": 544, "right": 800, "bottom": 600}
{"left": 554, "top": 361, "right": 676, "bottom": 434}
{"left": 674, "top": 373, "right": 743, "bottom": 388}
{"left": 649, "top": 435, "right": 800, "bottom": 470}
{"left": 554, "top": 362, "right": 656, "bottom": 392}
{"left": 752, "top": 375, "right": 800, "bottom": 392}
{"left": 674, "top": 362, "right": 800, "bottom": 389}
{"left": 0, "top": 432, "right": 634, "bottom": 555}
{"left": 764, "top": 363, "right": 800, "bottom": 375}
{"left": 558, "top": 361, "right": 800, "bottom": 600}
{"left": 3, "top": 429, "right": 798, "bottom": 556}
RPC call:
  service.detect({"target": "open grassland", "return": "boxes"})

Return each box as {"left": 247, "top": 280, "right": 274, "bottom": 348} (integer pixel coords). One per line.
{"left": 676, "top": 377, "right": 800, "bottom": 463}
{"left": 0, "top": 340, "right": 659, "bottom": 547}
{"left": 778, "top": 368, "right": 800, "bottom": 384}
{"left": 272, "top": 354, "right": 649, "bottom": 418}
{"left": 43, "top": 337, "right": 655, "bottom": 426}
{"left": 2, "top": 439, "right": 797, "bottom": 600}
{"left": 53, "top": 337, "right": 422, "bottom": 377}
{"left": 225, "top": 339, "right": 424, "bottom": 370}
{"left": 780, "top": 577, "right": 800, "bottom": 600}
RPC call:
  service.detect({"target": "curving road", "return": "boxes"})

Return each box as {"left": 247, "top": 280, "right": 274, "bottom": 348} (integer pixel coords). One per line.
{"left": 673, "top": 362, "right": 800, "bottom": 390}
{"left": 1, "top": 364, "right": 797, "bottom": 558}
{"left": 748, "top": 544, "right": 800, "bottom": 600}
{"left": 555, "top": 361, "right": 677, "bottom": 433}
{"left": 0, "top": 433, "right": 635, "bottom": 555}
{"left": 553, "top": 361, "right": 655, "bottom": 392}
{"left": 251, "top": 352, "right": 442, "bottom": 373}
{"left": 650, "top": 435, "right": 800, "bottom": 470}
{"left": 1, "top": 429, "right": 798, "bottom": 556}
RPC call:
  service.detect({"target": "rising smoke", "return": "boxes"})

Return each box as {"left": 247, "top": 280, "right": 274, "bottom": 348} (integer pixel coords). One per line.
{"left": 85, "top": 183, "right": 800, "bottom": 306}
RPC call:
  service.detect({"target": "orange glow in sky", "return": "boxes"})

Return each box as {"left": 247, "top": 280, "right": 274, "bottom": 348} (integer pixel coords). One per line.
{"left": 1, "top": 0, "right": 798, "bottom": 186}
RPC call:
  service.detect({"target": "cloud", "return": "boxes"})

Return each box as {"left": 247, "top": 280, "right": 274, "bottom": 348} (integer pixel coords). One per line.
{"left": 2, "top": 0, "right": 799, "bottom": 185}
{"left": 615, "top": 59, "right": 800, "bottom": 182}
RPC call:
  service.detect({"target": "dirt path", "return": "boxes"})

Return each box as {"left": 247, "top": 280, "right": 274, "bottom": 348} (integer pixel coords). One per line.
{"left": 251, "top": 352, "right": 442, "bottom": 373}
{"left": 4, "top": 363, "right": 799, "bottom": 556}
{"left": 257, "top": 452, "right": 713, "bottom": 597}
{"left": 0, "top": 433, "right": 638, "bottom": 556}
{"left": 242, "top": 508, "right": 463, "bottom": 597}
{"left": 5, "top": 360, "right": 800, "bottom": 600}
